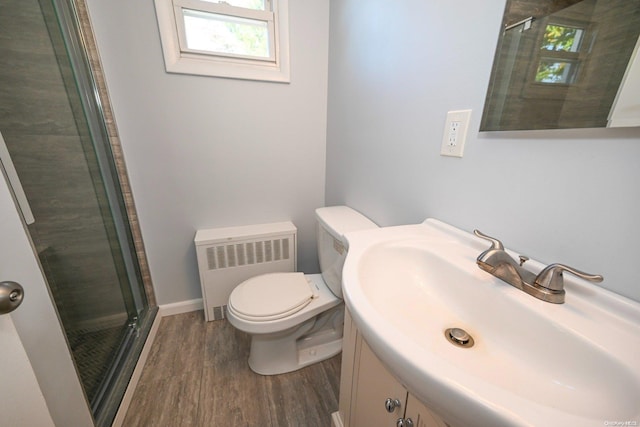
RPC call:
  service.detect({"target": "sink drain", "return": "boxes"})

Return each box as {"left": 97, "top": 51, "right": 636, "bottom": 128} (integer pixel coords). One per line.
{"left": 445, "top": 328, "right": 474, "bottom": 348}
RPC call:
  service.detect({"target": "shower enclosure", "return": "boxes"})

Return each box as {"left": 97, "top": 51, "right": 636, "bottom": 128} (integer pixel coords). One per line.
{"left": 0, "top": 0, "right": 156, "bottom": 425}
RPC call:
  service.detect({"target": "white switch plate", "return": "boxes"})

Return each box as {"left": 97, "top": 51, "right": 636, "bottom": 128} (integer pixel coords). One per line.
{"left": 440, "top": 109, "right": 472, "bottom": 157}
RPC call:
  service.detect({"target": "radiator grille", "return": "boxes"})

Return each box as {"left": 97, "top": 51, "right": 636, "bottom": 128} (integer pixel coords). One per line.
{"left": 205, "top": 238, "right": 291, "bottom": 270}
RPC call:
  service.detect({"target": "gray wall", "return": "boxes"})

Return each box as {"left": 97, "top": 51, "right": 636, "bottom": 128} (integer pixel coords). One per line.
{"left": 85, "top": 0, "right": 330, "bottom": 305}
{"left": 326, "top": 0, "right": 640, "bottom": 302}
{"left": 86, "top": 0, "right": 640, "bottom": 306}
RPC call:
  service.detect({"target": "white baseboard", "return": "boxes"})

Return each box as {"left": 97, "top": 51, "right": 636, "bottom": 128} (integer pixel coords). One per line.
{"left": 158, "top": 298, "right": 203, "bottom": 317}
{"left": 331, "top": 411, "right": 344, "bottom": 427}
{"left": 111, "top": 310, "right": 162, "bottom": 427}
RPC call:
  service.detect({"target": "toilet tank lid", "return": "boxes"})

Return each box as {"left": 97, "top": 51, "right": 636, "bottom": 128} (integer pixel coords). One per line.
{"left": 315, "top": 206, "right": 378, "bottom": 243}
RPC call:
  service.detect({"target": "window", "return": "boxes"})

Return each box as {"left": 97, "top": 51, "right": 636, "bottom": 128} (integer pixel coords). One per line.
{"left": 540, "top": 24, "right": 584, "bottom": 53}
{"left": 154, "top": 0, "right": 290, "bottom": 82}
{"left": 534, "top": 24, "right": 585, "bottom": 85}
{"left": 535, "top": 59, "right": 579, "bottom": 84}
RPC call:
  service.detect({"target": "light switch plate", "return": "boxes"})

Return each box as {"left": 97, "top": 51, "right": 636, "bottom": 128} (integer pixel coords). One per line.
{"left": 440, "top": 109, "right": 472, "bottom": 157}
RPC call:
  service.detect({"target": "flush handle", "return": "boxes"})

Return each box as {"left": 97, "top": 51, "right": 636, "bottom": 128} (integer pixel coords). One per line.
{"left": 0, "top": 281, "right": 25, "bottom": 315}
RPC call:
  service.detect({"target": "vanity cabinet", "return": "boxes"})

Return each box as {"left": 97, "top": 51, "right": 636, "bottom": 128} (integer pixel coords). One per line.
{"left": 350, "top": 339, "right": 407, "bottom": 426}
{"left": 403, "top": 394, "right": 449, "bottom": 427}
{"left": 335, "top": 310, "right": 449, "bottom": 427}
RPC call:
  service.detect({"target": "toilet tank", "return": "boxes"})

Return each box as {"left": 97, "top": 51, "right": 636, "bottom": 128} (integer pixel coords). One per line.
{"left": 315, "top": 206, "right": 378, "bottom": 298}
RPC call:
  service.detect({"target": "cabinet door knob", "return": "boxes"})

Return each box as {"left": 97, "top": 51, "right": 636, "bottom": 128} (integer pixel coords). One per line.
{"left": 397, "top": 418, "right": 414, "bottom": 427}
{"left": 385, "top": 398, "right": 401, "bottom": 413}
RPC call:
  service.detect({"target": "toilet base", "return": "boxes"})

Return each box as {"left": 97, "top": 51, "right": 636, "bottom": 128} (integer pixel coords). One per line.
{"left": 248, "top": 305, "right": 344, "bottom": 375}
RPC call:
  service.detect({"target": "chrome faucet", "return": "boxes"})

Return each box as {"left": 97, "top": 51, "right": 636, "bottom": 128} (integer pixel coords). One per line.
{"left": 473, "top": 230, "right": 603, "bottom": 304}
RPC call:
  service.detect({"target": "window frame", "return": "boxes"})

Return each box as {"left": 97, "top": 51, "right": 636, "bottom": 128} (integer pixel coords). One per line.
{"left": 521, "top": 17, "right": 595, "bottom": 100}
{"left": 154, "top": 0, "right": 290, "bottom": 82}
{"left": 533, "top": 23, "right": 585, "bottom": 85}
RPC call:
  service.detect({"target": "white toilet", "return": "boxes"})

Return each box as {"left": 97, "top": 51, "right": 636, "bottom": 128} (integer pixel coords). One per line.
{"left": 226, "top": 206, "right": 378, "bottom": 375}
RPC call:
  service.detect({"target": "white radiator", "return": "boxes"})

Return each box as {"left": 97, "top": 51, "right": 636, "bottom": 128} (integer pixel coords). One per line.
{"left": 195, "top": 221, "right": 297, "bottom": 321}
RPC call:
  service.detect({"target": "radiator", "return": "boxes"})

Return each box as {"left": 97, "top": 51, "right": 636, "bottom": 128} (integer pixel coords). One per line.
{"left": 195, "top": 221, "right": 297, "bottom": 321}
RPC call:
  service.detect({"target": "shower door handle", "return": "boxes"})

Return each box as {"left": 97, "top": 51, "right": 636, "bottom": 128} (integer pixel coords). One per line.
{"left": 0, "top": 130, "right": 35, "bottom": 224}
{"left": 0, "top": 281, "right": 25, "bottom": 315}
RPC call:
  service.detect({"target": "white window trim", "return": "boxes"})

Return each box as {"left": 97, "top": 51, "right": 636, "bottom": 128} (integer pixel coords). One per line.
{"left": 154, "top": 0, "right": 290, "bottom": 83}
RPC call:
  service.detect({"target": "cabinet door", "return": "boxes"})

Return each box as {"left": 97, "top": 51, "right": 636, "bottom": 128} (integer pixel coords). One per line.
{"left": 351, "top": 339, "right": 407, "bottom": 427}
{"left": 404, "top": 393, "right": 449, "bottom": 427}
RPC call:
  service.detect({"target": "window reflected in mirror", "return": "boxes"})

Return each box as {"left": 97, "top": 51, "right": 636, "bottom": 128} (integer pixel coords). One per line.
{"left": 480, "top": 0, "right": 640, "bottom": 131}
{"left": 535, "top": 24, "right": 584, "bottom": 84}
{"left": 541, "top": 25, "right": 583, "bottom": 52}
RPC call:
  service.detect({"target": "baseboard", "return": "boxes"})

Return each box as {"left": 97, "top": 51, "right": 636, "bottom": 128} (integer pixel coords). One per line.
{"left": 158, "top": 298, "right": 204, "bottom": 317}
{"left": 331, "top": 411, "right": 344, "bottom": 427}
{"left": 111, "top": 309, "right": 162, "bottom": 427}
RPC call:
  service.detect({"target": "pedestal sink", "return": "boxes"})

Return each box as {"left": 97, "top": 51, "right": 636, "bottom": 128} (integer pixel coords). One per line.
{"left": 342, "top": 219, "right": 640, "bottom": 427}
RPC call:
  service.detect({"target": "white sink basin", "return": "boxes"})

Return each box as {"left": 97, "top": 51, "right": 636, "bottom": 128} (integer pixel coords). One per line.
{"left": 342, "top": 219, "right": 640, "bottom": 427}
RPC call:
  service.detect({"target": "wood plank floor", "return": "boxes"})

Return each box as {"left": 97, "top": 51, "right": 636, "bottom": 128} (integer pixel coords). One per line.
{"left": 123, "top": 311, "right": 341, "bottom": 426}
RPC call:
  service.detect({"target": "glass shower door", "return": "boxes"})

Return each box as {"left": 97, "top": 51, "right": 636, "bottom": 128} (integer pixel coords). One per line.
{"left": 0, "top": 0, "right": 153, "bottom": 425}
{"left": 480, "top": 17, "right": 533, "bottom": 130}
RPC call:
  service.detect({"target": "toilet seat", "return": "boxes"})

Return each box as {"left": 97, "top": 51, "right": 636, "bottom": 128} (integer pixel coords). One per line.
{"left": 228, "top": 272, "right": 317, "bottom": 321}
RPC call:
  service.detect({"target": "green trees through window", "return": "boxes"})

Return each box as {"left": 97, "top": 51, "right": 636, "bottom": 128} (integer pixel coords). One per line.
{"left": 535, "top": 24, "right": 584, "bottom": 84}
{"left": 183, "top": 9, "right": 270, "bottom": 59}
{"left": 541, "top": 25, "right": 583, "bottom": 52}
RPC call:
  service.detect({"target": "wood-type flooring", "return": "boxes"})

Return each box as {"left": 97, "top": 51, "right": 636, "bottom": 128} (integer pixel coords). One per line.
{"left": 123, "top": 311, "right": 341, "bottom": 426}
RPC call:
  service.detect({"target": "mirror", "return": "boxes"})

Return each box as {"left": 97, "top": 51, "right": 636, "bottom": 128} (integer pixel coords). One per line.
{"left": 481, "top": 0, "right": 640, "bottom": 131}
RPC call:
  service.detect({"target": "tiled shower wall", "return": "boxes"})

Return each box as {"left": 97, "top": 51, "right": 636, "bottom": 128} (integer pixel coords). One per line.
{"left": 0, "top": 0, "right": 133, "bottom": 328}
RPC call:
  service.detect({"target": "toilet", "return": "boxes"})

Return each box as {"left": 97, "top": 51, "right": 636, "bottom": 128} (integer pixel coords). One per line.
{"left": 226, "top": 206, "right": 378, "bottom": 375}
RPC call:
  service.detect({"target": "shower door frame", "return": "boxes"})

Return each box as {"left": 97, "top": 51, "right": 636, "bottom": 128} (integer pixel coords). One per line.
{"left": 65, "top": 0, "right": 157, "bottom": 311}
{"left": 1, "top": 0, "right": 159, "bottom": 424}
{"left": 46, "top": 0, "right": 160, "bottom": 424}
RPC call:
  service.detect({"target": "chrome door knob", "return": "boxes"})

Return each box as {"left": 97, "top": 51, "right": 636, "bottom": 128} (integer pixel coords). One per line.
{"left": 0, "top": 281, "right": 24, "bottom": 314}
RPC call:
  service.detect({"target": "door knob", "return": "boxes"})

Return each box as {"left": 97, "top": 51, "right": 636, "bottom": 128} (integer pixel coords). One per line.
{"left": 0, "top": 281, "right": 24, "bottom": 314}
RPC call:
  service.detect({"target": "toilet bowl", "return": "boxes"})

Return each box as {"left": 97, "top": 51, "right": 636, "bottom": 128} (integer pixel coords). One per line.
{"left": 226, "top": 206, "right": 378, "bottom": 375}
{"left": 227, "top": 273, "right": 343, "bottom": 374}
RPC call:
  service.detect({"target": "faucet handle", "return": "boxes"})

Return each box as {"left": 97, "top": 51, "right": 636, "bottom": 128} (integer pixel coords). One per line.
{"left": 535, "top": 263, "right": 603, "bottom": 292}
{"left": 473, "top": 230, "right": 504, "bottom": 250}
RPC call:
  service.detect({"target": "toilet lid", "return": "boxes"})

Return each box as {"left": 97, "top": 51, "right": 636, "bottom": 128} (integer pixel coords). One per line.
{"left": 229, "top": 272, "right": 315, "bottom": 320}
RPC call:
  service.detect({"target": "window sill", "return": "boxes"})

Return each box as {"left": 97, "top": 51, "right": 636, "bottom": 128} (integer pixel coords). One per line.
{"left": 164, "top": 53, "right": 290, "bottom": 83}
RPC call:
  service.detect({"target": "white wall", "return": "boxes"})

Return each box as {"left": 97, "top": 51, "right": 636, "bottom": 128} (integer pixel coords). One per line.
{"left": 0, "top": 316, "right": 54, "bottom": 427}
{"left": 326, "top": 0, "right": 640, "bottom": 302}
{"left": 85, "top": 0, "right": 330, "bottom": 304}
{"left": 1, "top": 173, "right": 93, "bottom": 427}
